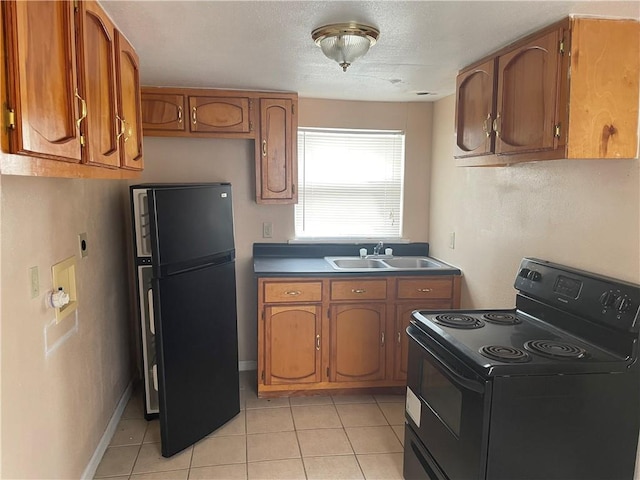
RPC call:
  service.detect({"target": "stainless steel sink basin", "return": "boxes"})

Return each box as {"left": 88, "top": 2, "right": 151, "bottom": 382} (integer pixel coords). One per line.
{"left": 324, "top": 256, "right": 449, "bottom": 271}
{"left": 383, "top": 257, "right": 443, "bottom": 269}
{"left": 325, "top": 257, "right": 387, "bottom": 269}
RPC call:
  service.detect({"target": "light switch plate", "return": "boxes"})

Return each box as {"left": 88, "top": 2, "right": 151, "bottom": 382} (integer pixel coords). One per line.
{"left": 262, "top": 222, "right": 273, "bottom": 238}
{"left": 29, "top": 266, "right": 39, "bottom": 298}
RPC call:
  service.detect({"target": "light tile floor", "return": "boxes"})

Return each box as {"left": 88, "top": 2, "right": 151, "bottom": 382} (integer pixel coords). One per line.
{"left": 94, "top": 371, "right": 406, "bottom": 479}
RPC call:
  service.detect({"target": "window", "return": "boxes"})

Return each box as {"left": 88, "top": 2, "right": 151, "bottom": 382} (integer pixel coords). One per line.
{"left": 295, "top": 128, "right": 405, "bottom": 239}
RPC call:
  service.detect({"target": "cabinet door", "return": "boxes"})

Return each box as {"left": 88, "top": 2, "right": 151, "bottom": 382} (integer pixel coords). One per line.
{"left": 115, "top": 31, "right": 143, "bottom": 170}
{"left": 454, "top": 59, "right": 496, "bottom": 158}
{"left": 141, "top": 93, "right": 186, "bottom": 132}
{"left": 394, "top": 301, "right": 451, "bottom": 381}
{"left": 256, "top": 98, "right": 297, "bottom": 204}
{"left": 330, "top": 303, "right": 385, "bottom": 382}
{"left": 495, "top": 28, "right": 561, "bottom": 155}
{"left": 264, "top": 305, "right": 322, "bottom": 385}
{"left": 189, "top": 96, "right": 251, "bottom": 134}
{"left": 79, "top": 0, "right": 119, "bottom": 168}
{"left": 4, "top": 0, "right": 82, "bottom": 162}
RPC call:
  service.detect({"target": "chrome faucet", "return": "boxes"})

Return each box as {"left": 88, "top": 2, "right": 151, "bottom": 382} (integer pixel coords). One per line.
{"left": 373, "top": 241, "right": 384, "bottom": 256}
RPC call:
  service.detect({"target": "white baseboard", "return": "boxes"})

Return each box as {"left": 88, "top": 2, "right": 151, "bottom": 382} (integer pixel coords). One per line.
{"left": 239, "top": 360, "right": 257, "bottom": 371}
{"left": 82, "top": 380, "right": 133, "bottom": 480}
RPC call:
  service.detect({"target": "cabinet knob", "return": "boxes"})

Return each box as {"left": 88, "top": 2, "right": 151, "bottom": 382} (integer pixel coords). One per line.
{"left": 191, "top": 106, "right": 197, "bottom": 125}
{"left": 351, "top": 289, "right": 366, "bottom": 294}
{"left": 177, "top": 106, "right": 183, "bottom": 124}
{"left": 316, "top": 334, "right": 320, "bottom": 350}
{"left": 381, "top": 332, "right": 385, "bottom": 346}
{"left": 493, "top": 113, "right": 501, "bottom": 138}
{"left": 284, "top": 290, "right": 301, "bottom": 296}
{"left": 482, "top": 113, "right": 493, "bottom": 138}
{"left": 262, "top": 140, "right": 267, "bottom": 157}
{"left": 417, "top": 288, "right": 432, "bottom": 293}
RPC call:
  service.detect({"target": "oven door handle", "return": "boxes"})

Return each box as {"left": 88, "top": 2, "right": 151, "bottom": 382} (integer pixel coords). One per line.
{"left": 409, "top": 328, "right": 485, "bottom": 394}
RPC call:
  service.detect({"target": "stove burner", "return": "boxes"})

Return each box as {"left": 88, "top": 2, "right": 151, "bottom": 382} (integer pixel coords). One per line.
{"left": 524, "top": 340, "right": 588, "bottom": 359}
{"left": 479, "top": 345, "right": 531, "bottom": 363}
{"left": 434, "top": 314, "right": 485, "bottom": 329}
{"left": 482, "top": 313, "right": 520, "bottom": 325}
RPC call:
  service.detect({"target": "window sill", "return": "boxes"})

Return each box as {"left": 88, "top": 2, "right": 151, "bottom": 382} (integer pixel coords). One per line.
{"left": 289, "top": 237, "right": 410, "bottom": 244}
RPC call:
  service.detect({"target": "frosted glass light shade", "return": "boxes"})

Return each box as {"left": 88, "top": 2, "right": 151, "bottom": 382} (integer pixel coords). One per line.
{"left": 312, "top": 23, "right": 379, "bottom": 72}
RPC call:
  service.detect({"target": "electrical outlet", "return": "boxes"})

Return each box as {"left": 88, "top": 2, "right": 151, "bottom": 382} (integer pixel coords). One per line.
{"left": 78, "top": 233, "right": 89, "bottom": 258}
{"left": 449, "top": 232, "right": 456, "bottom": 249}
{"left": 262, "top": 222, "right": 273, "bottom": 238}
{"left": 29, "top": 266, "right": 40, "bottom": 298}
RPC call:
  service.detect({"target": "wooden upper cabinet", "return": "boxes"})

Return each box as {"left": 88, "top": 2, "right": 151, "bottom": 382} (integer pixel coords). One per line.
{"left": 115, "top": 31, "right": 144, "bottom": 170}
{"left": 141, "top": 93, "right": 186, "bottom": 132}
{"left": 455, "top": 17, "right": 639, "bottom": 166}
{"left": 495, "top": 28, "right": 561, "bottom": 156}
{"left": 79, "top": 0, "right": 119, "bottom": 168}
{"left": 454, "top": 59, "right": 496, "bottom": 158}
{"left": 189, "top": 96, "right": 252, "bottom": 134}
{"left": 4, "top": 0, "right": 82, "bottom": 162}
{"left": 256, "top": 97, "right": 297, "bottom": 204}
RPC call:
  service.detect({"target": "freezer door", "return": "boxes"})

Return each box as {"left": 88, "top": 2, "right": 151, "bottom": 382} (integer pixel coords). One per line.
{"left": 153, "top": 261, "right": 240, "bottom": 457}
{"left": 148, "top": 184, "right": 235, "bottom": 273}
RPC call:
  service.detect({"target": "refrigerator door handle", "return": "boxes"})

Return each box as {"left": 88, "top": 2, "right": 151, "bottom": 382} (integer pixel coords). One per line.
{"left": 148, "top": 289, "right": 155, "bottom": 335}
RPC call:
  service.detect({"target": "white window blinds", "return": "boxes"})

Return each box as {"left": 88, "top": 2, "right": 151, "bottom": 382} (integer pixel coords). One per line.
{"left": 295, "top": 128, "right": 405, "bottom": 239}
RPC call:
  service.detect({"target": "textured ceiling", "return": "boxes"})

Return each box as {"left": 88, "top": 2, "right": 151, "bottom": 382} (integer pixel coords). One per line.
{"left": 101, "top": 1, "right": 640, "bottom": 102}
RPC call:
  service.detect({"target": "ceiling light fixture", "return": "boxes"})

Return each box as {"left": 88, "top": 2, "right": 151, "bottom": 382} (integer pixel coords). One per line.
{"left": 312, "top": 22, "right": 380, "bottom": 72}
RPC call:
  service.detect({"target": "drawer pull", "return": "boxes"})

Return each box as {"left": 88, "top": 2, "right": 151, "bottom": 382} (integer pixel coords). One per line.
{"left": 284, "top": 290, "right": 301, "bottom": 296}
{"left": 351, "top": 289, "right": 366, "bottom": 294}
{"left": 316, "top": 334, "right": 320, "bottom": 350}
{"left": 417, "top": 288, "right": 433, "bottom": 293}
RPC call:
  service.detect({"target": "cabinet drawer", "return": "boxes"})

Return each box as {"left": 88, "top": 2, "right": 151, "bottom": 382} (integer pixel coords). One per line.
{"left": 397, "top": 278, "right": 453, "bottom": 300}
{"left": 263, "top": 282, "right": 322, "bottom": 303}
{"left": 331, "top": 279, "right": 387, "bottom": 301}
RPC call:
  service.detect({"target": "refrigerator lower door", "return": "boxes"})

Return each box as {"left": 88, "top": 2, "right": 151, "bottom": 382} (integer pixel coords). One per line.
{"left": 153, "top": 261, "right": 240, "bottom": 457}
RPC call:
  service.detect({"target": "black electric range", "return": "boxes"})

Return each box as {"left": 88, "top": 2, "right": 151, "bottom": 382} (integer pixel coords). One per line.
{"left": 404, "top": 258, "right": 640, "bottom": 480}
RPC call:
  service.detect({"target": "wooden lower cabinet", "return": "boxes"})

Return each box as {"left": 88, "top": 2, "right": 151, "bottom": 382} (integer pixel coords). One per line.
{"left": 257, "top": 275, "right": 461, "bottom": 397}
{"left": 264, "top": 304, "right": 322, "bottom": 385}
{"left": 330, "top": 303, "right": 386, "bottom": 382}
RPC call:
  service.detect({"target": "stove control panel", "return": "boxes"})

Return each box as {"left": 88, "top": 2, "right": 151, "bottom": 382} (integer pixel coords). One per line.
{"left": 515, "top": 258, "right": 640, "bottom": 332}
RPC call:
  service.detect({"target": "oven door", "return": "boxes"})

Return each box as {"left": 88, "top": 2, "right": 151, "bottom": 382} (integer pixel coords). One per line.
{"left": 405, "top": 324, "right": 491, "bottom": 480}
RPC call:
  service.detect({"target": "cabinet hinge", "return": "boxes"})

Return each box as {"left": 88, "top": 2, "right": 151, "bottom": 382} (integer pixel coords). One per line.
{"left": 261, "top": 370, "right": 265, "bottom": 381}
{"left": 261, "top": 310, "right": 264, "bottom": 320}
{"left": 73, "top": 0, "right": 80, "bottom": 11}
{"left": 326, "top": 367, "right": 329, "bottom": 377}
{"left": 292, "top": 104, "right": 295, "bottom": 115}
{"left": 80, "top": 134, "right": 85, "bottom": 147}
{"left": 559, "top": 39, "right": 565, "bottom": 55}
{"left": 292, "top": 184, "right": 296, "bottom": 195}
{"left": 5, "top": 108, "right": 16, "bottom": 130}
{"left": 554, "top": 124, "right": 561, "bottom": 138}
{"left": 249, "top": 121, "right": 254, "bottom": 132}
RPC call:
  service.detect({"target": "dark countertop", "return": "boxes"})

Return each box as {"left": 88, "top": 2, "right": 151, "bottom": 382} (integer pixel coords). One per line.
{"left": 253, "top": 242, "right": 462, "bottom": 277}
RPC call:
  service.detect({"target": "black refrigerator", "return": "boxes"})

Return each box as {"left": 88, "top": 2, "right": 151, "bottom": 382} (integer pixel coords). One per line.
{"left": 130, "top": 183, "right": 240, "bottom": 457}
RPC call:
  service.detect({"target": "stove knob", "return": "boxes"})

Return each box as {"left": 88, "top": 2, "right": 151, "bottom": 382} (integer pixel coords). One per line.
{"left": 599, "top": 291, "right": 617, "bottom": 307}
{"left": 518, "top": 268, "right": 531, "bottom": 278}
{"left": 527, "top": 270, "right": 542, "bottom": 281}
{"left": 614, "top": 296, "right": 631, "bottom": 313}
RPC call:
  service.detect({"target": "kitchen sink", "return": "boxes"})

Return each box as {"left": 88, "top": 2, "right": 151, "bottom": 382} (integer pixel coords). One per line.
{"left": 324, "top": 256, "right": 449, "bottom": 271}
{"left": 326, "top": 257, "right": 388, "bottom": 269}
{"left": 383, "top": 257, "right": 442, "bottom": 269}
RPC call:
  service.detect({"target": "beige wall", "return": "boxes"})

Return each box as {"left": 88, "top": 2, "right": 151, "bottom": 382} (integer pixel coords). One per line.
{"left": 428, "top": 95, "right": 640, "bottom": 309}
{"left": 1, "top": 176, "right": 132, "bottom": 478}
{"left": 140, "top": 98, "right": 433, "bottom": 366}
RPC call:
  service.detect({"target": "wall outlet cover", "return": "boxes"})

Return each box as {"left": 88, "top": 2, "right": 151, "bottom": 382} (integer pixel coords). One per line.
{"left": 51, "top": 256, "right": 78, "bottom": 324}
{"left": 29, "top": 266, "right": 40, "bottom": 298}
